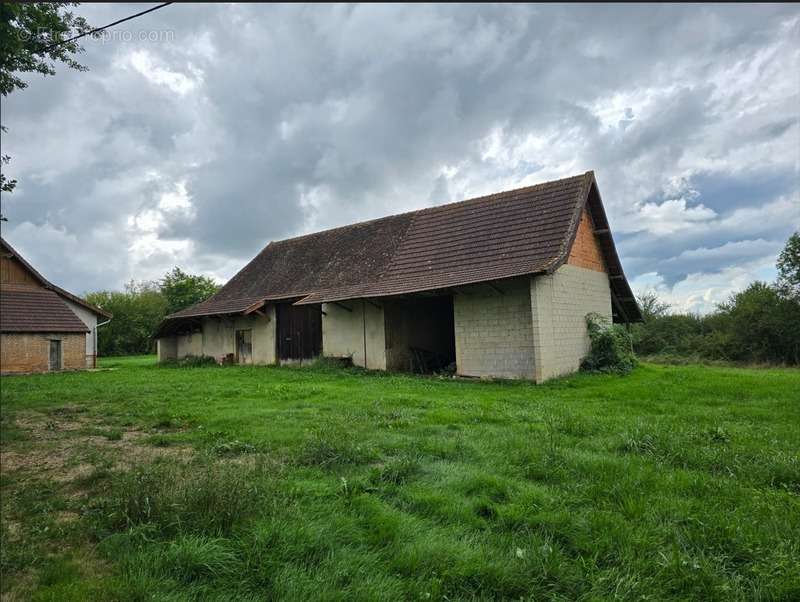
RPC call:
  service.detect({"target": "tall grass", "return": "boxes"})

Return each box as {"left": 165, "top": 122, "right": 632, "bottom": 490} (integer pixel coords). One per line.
{"left": 1, "top": 361, "right": 798, "bottom": 599}
{"left": 96, "top": 456, "right": 272, "bottom": 538}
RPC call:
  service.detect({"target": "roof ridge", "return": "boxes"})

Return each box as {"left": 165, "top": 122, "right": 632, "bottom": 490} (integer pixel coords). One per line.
{"left": 266, "top": 172, "right": 588, "bottom": 247}
{"left": 541, "top": 171, "right": 595, "bottom": 273}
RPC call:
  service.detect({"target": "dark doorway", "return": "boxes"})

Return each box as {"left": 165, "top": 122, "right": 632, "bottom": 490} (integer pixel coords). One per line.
{"left": 384, "top": 295, "right": 455, "bottom": 373}
{"left": 236, "top": 329, "right": 252, "bottom": 364}
{"left": 49, "top": 339, "right": 62, "bottom": 371}
{"left": 276, "top": 303, "right": 322, "bottom": 361}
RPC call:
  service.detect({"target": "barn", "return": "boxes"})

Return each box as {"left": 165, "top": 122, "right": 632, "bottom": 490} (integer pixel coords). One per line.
{"left": 0, "top": 237, "right": 111, "bottom": 374}
{"left": 155, "top": 171, "right": 641, "bottom": 382}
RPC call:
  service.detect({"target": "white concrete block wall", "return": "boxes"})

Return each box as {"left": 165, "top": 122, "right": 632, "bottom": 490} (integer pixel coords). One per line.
{"left": 453, "top": 278, "right": 535, "bottom": 379}
{"left": 530, "top": 264, "right": 612, "bottom": 382}
{"left": 322, "top": 300, "right": 386, "bottom": 370}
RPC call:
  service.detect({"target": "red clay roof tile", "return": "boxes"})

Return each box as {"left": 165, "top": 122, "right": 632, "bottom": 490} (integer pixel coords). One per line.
{"left": 0, "top": 285, "right": 90, "bottom": 333}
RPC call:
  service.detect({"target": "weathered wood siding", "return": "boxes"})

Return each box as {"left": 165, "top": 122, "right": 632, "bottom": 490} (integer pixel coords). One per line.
{"left": 0, "top": 255, "right": 44, "bottom": 287}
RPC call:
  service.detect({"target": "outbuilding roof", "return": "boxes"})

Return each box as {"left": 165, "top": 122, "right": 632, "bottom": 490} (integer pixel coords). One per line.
{"left": 161, "top": 171, "right": 641, "bottom": 331}
{"left": 0, "top": 285, "right": 90, "bottom": 333}
{"left": 0, "top": 237, "right": 111, "bottom": 320}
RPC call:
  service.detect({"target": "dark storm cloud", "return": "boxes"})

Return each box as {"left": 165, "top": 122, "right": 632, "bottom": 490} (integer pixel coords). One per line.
{"left": 1, "top": 3, "right": 797, "bottom": 311}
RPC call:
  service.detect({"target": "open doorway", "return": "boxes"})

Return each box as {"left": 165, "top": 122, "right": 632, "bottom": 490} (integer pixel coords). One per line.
{"left": 384, "top": 295, "right": 455, "bottom": 373}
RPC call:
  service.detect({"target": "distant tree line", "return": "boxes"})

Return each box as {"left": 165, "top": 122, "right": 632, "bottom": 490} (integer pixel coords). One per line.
{"left": 632, "top": 232, "right": 800, "bottom": 366}
{"left": 86, "top": 268, "right": 219, "bottom": 356}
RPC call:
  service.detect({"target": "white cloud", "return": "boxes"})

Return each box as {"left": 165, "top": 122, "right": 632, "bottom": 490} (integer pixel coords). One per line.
{"left": 631, "top": 255, "right": 778, "bottom": 315}
{"left": 1, "top": 3, "right": 797, "bottom": 306}
{"left": 127, "top": 50, "right": 201, "bottom": 95}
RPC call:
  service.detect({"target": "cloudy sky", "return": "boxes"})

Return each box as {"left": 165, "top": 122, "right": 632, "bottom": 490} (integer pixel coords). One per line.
{"left": 2, "top": 3, "right": 798, "bottom": 313}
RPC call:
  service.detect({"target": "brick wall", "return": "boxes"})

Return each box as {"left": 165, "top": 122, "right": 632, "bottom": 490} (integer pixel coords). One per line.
{"left": 1, "top": 332, "right": 86, "bottom": 374}
{"left": 453, "top": 278, "right": 535, "bottom": 379}
{"left": 530, "top": 264, "right": 612, "bottom": 382}
{"left": 567, "top": 208, "right": 607, "bottom": 273}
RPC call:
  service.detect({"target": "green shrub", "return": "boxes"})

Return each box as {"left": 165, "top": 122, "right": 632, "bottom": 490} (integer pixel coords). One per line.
{"left": 581, "top": 313, "right": 637, "bottom": 374}
{"left": 163, "top": 355, "right": 219, "bottom": 368}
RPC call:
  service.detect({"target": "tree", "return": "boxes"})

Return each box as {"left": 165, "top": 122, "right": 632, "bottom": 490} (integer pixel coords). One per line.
{"left": 636, "top": 292, "right": 670, "bottom": 322}
{"left": 714, "top": 281, "right": 800, "bottom": 365}
{"left": 776, "top": 232, "right": 800, "bottom": 301}
{"left": 160, "top": 267, "right": 220, "bottom": 315}
{"left": 0, "top": 2, "right": 91, "bottom": 205}
{"left": 86, "top": 281, "right": 167, "bottom": 356}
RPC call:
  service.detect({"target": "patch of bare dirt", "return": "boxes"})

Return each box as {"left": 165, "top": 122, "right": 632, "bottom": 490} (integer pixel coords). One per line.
{"left": 0, "top": 409, "right": 193, "bottom": 486}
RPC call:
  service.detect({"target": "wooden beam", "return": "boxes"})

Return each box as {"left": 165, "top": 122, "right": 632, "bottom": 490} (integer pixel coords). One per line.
{"left": 332, "top": 301, "right": 353, "bottom": 312}
{"left": 487, "top": 282, "right": 505, "bottom": 295}
{"left": 242, "top": 298, "right": 267, "bottom": 315}
{"left": 609, "top": 274, "right": 625, "bottom": 280}
{"left": 365, "top": 299, "right": 382, "bottom": 309}
{"left": 594, "top": 228, "right": 610, "bottom": 235}
{"left": 611, "top": 294, "right": 630, "bottom": 324}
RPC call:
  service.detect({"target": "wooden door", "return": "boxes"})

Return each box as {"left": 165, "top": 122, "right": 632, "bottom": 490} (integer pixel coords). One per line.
{"left": 49, "top": 340, "right": 61, "bottom": 371}
{"left": 236, "top": 329, "right": 252, "bottom": 364}
{"left": 276, "top": 304, "right": 321, "bottom": 360}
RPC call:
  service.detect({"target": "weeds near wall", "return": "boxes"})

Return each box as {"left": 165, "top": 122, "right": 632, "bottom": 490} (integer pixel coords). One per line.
{"left": 581, "top": 313, "right": 637, "bottom": 374}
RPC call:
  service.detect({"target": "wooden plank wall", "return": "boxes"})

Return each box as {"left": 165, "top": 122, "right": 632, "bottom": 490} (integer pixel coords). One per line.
{"left": 1, "top": 255, "right": 43, "bottom": 287}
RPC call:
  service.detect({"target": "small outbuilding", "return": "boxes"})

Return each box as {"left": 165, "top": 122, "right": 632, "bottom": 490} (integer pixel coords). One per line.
{"left": 155, "top": 171, "right": 641, "bottom": 382}
{"left": 0, "top": 237, "right": 111, "bottom": 374}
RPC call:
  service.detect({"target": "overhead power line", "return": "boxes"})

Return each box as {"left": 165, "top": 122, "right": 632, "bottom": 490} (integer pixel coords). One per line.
{"left": 40, "top": 2, "right": 174, "bottom": 54}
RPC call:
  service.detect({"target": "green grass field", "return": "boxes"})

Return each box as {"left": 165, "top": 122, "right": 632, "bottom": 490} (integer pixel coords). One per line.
{"left": 1, "top": 357, "right": 798, "bottom": 601}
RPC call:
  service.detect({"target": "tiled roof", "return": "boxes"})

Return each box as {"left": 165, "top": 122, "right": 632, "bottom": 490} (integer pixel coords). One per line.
{"left": 167, "top": 211, "right": 414, "bottom": 319}
{"left": 0, "top": 285, "right": 90, "bottom": 333}
{"left": 0, "top": 237, "right": 111, "bottom": 319}
{"left": 159, "top": 171, "right": 642, "bottom": 330}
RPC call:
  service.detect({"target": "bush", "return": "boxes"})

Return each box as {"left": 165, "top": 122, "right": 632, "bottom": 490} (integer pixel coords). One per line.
{"left": 632, "top": 234, "right": 800, "bottom": 366}
{"left": 160, "top": 355, "right": 219, "bottom": 368}
{"left": 581, "top": 313, "right": 637, "bottom": 375}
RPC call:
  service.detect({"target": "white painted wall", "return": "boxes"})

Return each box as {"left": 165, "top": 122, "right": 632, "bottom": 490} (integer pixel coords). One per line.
{"left": 322, "top": 300, "right": 386, "bottom": 369}
{"left": 453, "top": 278, "right": 536, "bottom": 379}
{"left": 530, "top": 264, "right": 612, "bottom": 382}
{"left": 62, "top": 298, "right": 98, "bottom": 367}
{"left": 159, "top": 309, "right": 276, "bottom": 365}
{"left": 200, "top": 311, "right": 276, "bottom": 364}
{"left": 176, "top": 331, "right": 203, "bottom": 358}
{"left": 157, "top": 337, "right": 177, "bottom": 362}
